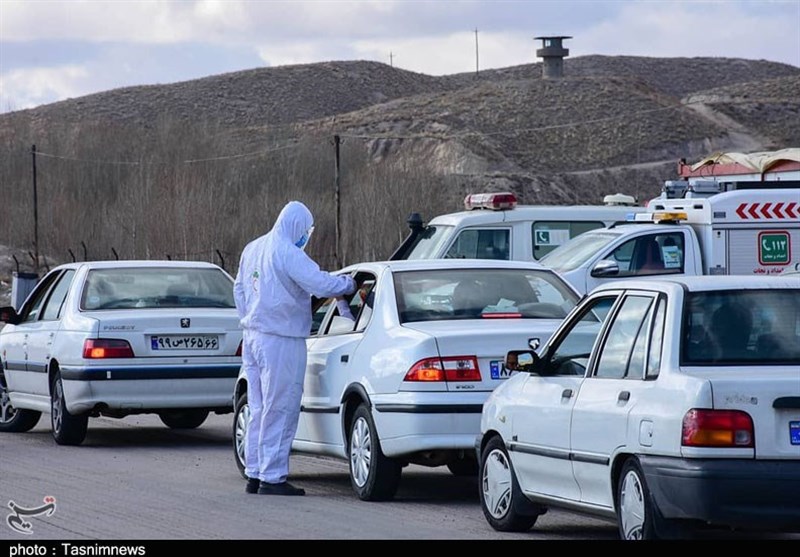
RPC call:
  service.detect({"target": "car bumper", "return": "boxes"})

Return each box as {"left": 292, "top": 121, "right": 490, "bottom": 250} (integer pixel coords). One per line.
{"left": 640, "top": 455, "right": 800, "bottom": 531}
{"left": 60, "top": 364, "right": 239, "bottom": 414}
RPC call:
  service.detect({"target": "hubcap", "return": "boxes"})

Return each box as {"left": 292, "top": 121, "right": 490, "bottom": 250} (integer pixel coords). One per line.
{"left": 52, "top": 379, "right": 63, "bottom": 433}
{"left": 0, "top": 383, "right": 18, "bottom": 424}
{"left": 620, "top": 469, "right": 646, "bottom": 540}
{"left": 235, "top": 403, "right": 250, "bottom": 467}
{"left": 349, "top": 416, "right": 372, "bottom": 488}
{"left": 482, "top": 448, "right": 513, "bottom": 519}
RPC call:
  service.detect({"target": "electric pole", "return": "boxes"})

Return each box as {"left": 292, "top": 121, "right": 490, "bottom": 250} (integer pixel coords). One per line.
{"left": 31, "top": 144, "right": 39, "bottom": 273}
{"left": 475, "top": 28, "right": 479, "bottom": 77}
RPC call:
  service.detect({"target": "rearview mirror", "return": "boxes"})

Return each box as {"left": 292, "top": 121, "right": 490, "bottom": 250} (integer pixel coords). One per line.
{"left": 0, "top": 306, "right": 20, "bottom": 325}
{"left": 591, "top": 259, "right": 620, "bottom": 278}
{"left": 505, "top": 350, "right": 538, "bottom": 373}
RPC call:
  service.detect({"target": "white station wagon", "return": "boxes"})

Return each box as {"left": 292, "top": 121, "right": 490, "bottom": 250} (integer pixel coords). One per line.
{"left": 0, "top": 260, "right": 243, "bottom": 445}
{"left": 477, "top": 275, "right": 800, "bottom": 539}
{"left": 232, "top": 258, "right": 580, "bottom": 501}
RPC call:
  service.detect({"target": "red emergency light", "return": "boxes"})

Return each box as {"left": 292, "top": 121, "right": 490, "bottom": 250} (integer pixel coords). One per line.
{"left": 463, "top": 192, "right": 518, "bottom": 211}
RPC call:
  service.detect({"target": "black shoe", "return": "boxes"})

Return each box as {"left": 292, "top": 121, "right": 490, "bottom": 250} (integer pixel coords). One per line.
{"left": 257, "top": 481, "right": 305, "bottom": 496}
{"left": 245, "top": 477, "right": 260, "bottom": 494}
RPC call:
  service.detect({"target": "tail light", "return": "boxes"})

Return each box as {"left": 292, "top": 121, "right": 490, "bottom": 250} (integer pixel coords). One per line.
{"left": 682, "top": 409, "right": 754, "bottom": 448}
{"left": 404, "top": 356, "right": 481, "bottom": 382}
{"left": 236, "top": 341, "right": 242, "bottom": 357}
{"left": 83, "top": 339, "right": 134, "bottom": 359}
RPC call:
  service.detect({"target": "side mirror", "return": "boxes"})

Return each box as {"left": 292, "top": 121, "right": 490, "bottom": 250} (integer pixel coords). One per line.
{"left": 0, "top": 306, "right": 20, "bottom": 325}
{"left": 591, "top": 259, "right": 620, "bottom": 278}
{"left": 505, "top": 350, "right": 539, "bottom": 373}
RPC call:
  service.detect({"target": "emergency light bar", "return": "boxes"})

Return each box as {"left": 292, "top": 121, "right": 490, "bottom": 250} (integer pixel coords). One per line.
{"left": 464, "top": 192, "right": 518, "bottom": 211}
{"left": 633, "top": 211, "right": 688, "bottom": 223}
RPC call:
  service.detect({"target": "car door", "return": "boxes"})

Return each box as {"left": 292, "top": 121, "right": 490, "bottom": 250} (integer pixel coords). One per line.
{"left": 297, "top": 271, "right": 376, "bottom": 449}
{"left": 1, "top": 270, "right": 64, "bottom": 398}
{"left": 570, "top": 291, "right": 666, "bottom": 509}
{"left": 509, "top": 294, "right": 619, "bottom": 501}
{"left": 25, "top": 269, "right": 76, "bottom": 395}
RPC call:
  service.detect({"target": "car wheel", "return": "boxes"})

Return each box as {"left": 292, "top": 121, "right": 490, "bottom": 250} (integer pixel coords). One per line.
{"left": 233, "top": 392, "right": 249, "bottom": 480}
{"left": 348, "top": 403, "right": 401, "bottom": 501}
{"left": 446, "top": 454, "right": 479, "bottom": 477}
{"left": 0, "top": 374, "right": 41, "bottom": 433}
{"left": 617, "top": 457, "right": 670, "bottom": 540}
{"left": 50, "top": 371, "right": 88, "bottom": 446}
{"left": 159, "top": 409, "right": 209, "bottom": 429}
{"left": 479, "top": 435, "right": 542, "bottom": 532}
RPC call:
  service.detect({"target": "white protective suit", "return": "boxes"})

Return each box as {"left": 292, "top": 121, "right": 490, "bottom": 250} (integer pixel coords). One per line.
{"left": 233, "top": 201, "right": 356, "bottom": 484}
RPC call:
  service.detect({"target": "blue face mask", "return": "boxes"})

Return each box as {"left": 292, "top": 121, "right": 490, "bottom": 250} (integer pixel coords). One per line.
{"left": 295, "top": 226, "right": 314, "bottom": 250}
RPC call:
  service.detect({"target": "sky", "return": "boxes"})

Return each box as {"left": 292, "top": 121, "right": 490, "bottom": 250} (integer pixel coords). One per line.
{"left": 1, "top": 0, "right": 799, "bottom": 113}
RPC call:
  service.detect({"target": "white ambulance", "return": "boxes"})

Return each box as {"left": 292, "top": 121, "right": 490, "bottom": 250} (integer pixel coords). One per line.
{"left": 540, "top": 174, "right": 800, "bottom": 295}
{"left": 391, "top": 192, "right": 648, "bottom": 262}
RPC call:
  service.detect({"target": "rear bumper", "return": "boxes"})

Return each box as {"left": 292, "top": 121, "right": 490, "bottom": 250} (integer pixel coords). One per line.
{"left": 60, "top": 363, "right": 239, "bottom": 414}
{"left": 640, "top": 455, "right": 800, "bottom": 531}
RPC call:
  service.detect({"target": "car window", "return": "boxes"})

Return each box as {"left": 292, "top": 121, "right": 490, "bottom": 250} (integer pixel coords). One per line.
{"left": 610, "top": 233, "right": 685, "bottom": 276}
{"left": 542, "top": 296, "right": 618, "bottom": 376}
{"left": 444, "top": 229, "right": 510, "bottom": 260}
{"left": 595, "top": 295, "right": 654, "bottom": 379}
{"left": 81, "top": 267, "right": 234, "bottom": 310}
{"left": 539, "top": 231, "right": 620, "bottom": 272}
{"left": 405, "top": 225, "right": 455, "bottom": 260}
{"left": 646, "top": 297, "right": 666, "bottom": 379}
{"left": 319, "top": 273, "right": 377, "bottom": 336}
{"left": 310, "top": 297, "right": 334, "bottom": 336}
{"left": 42, "top": 270, "right": 76, "bottom": 321}
{"left": 532, "top": 221, "right": 605, "bottom": 260}
{"left": 394, "top": 268, "right": 579, "bottom": 323}
{"left": 18, "top": 270, "right": 63, "bottom": 324}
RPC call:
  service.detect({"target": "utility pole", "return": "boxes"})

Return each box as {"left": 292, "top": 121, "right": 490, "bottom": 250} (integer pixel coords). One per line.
{"left": 31, "top": 144, "right": 39, "bottom": 273}
{"left": 333, "top": 134, "right": 341, "bottom": 268}
{"left": 475, "top": 28, "right": 479, "bottom": 77}
{"left": 389, "top": 51, "right": 394, "bottom": 67}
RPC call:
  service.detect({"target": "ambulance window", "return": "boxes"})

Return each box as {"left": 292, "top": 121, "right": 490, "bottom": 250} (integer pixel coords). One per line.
{"left": 445, "top": 229, "right": 510, "bottom": 260}
{"left": 532, "top": 221, "right": 605, "bottom": 259}
{"left": 610, "top": 233, "right": 684, "bottom": 276}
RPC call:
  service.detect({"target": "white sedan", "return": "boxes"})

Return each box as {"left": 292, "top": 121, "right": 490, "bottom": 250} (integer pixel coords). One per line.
{"left": 232, "top": 258, "right": 581, "bottom": 501}
{"left": 0, "top": 260, "right": 243, "bottom": 445}
{"left": 478, "top": 275, "right": 800, "bottom": 540}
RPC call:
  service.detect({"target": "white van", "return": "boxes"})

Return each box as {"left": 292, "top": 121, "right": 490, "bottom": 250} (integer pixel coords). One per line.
{"left": 391, "top": 192, "right": 647, "bottom": 262}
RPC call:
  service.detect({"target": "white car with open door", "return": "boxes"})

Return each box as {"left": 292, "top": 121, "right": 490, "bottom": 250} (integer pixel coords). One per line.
{"left": 232, "top": 258, "right": 581, "bottom": 501}
{"left": 477, "top": 275, "right": 800, "bottom": 539}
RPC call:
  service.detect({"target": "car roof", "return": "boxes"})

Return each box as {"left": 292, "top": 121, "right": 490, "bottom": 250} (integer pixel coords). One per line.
{"left": 340, "top": 258, "right": 552, "bottom": 274}
{"left": 426, "top": 205, "right": 646, "bottom": 226}
{"left": 50, "top": 260, "right": 224, "bottom": 272}
{"left": 593, "top": 275, "right": 800, "bottom": 294}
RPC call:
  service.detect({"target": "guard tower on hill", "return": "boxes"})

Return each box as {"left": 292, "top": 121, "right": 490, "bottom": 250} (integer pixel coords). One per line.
{"left": 535, "top": 36, "right": 571, "bottom": 79}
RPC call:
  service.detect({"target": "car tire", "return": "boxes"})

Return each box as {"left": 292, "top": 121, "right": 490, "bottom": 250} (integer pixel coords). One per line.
{"left": 348, "top": 403, "right": 401, "bottom": 501}
{"left": 479, "top": 435, "right": 542, "bottom": 532}
{"left": 233, "top": 391, "right": 249, "bottom": 480}
{"left": 159, "top": 409, "right": 209, "bottom": 429}
{"left": 50, "top": 371, "right": 88, "bottom": 446}
{"left": 0, "top": 374, "right": 41, "bottom": 433}
{"left": 446, "top": 454, "right": 479, "bottom": 477}
{"left": 617, "top": 457, "right": 679, "bottom": 540}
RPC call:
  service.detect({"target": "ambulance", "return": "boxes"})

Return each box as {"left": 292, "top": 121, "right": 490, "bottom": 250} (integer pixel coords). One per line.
{"left": 390, "top": 191, "right": 647, "bottom": 262}
{"left": 539, "top": 148, "right": 800, "bottom": 295}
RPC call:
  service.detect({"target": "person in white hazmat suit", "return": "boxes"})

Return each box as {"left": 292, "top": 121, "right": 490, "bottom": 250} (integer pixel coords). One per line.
{"left": 233, "top": 201, "right": 356, "bottom": 496}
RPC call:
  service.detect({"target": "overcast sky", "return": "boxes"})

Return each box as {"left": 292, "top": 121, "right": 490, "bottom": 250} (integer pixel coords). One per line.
{"left": 1, "top": 0, "right": 799, "bottom": 113}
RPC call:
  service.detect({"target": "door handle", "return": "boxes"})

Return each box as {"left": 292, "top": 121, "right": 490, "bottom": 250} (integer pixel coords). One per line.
{"left": 561, "top": 388, "right": 573, "bottom": 399}
{"left": 618, "top": 391, "right": 631, "bottom": 402}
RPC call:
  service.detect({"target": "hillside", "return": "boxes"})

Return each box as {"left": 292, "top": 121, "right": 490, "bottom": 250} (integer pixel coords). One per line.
{"left": 0, "top": 55, "right": 798, "bottom": 276}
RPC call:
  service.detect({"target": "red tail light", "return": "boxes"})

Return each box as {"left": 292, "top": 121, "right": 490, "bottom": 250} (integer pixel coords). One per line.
{"left": 236, "top": 341, "right": 242, "bottom": 357}
{"left": 404, "top": 356, "right": 481, "bottom": 382}
{"left": 682, "top": 409, "right": 754, "bottom": 448}
{"left": 83, "top": 339, "right": 134, "bottom": 359}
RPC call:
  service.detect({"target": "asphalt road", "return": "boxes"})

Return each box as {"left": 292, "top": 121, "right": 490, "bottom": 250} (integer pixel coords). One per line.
{"left": 0, "top": 413, "right": 795, "bottom": 543}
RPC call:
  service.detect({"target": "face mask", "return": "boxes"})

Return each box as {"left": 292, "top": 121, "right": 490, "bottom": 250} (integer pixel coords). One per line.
{"left": 295, "top": 226, "right": 315, "bottom": 250}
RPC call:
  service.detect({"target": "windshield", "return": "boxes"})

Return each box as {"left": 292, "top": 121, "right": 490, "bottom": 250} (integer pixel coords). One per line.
{"left": 539, "top": 231, "right": 621, "bottom": 272}
{"left": 81, "top": 267, "right": 235, "bottom": 310}
{"left": 394, "top": 268, "right": 579, "bottom": 323}
{"left": 405, "top": 225, "right": 455, "bottom": 259}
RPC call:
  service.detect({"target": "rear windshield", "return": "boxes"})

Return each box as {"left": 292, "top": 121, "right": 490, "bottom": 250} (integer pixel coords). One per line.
{"left": 682, "top": 289, "right": 800, "bottom": 365}
{"left": 394, "top": 268, "right": 579, "bottom": 323}
{"left": 405, "top": 225, "right": 454, "bottom": 259}
{"left": 81, "top": 267, "right": 235, "bottom": 310}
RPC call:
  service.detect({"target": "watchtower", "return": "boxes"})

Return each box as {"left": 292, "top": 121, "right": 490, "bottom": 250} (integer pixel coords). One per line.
{"left": 534, "top": 36, "right": 571, "bottom": 79}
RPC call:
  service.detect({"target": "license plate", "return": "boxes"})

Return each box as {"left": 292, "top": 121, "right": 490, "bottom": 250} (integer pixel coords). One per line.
{"left": 490, "top": 360, "right": 511, "bottom": 380}
{"left": 791, "top": 421, "right": 800, "bottom": 445}
{"left": 151, "top": 335, "right": 219, "bottom": 350}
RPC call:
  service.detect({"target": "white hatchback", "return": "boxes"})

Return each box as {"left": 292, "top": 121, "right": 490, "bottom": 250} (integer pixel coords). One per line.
{"left": 0, "top": 260, "right": 243, "bottom": 445}
{"left": 477, "top": 275, "right": 800, "bottom": 539}
{"left": 232, "top": 258, "right": 580, "bottom": 501}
